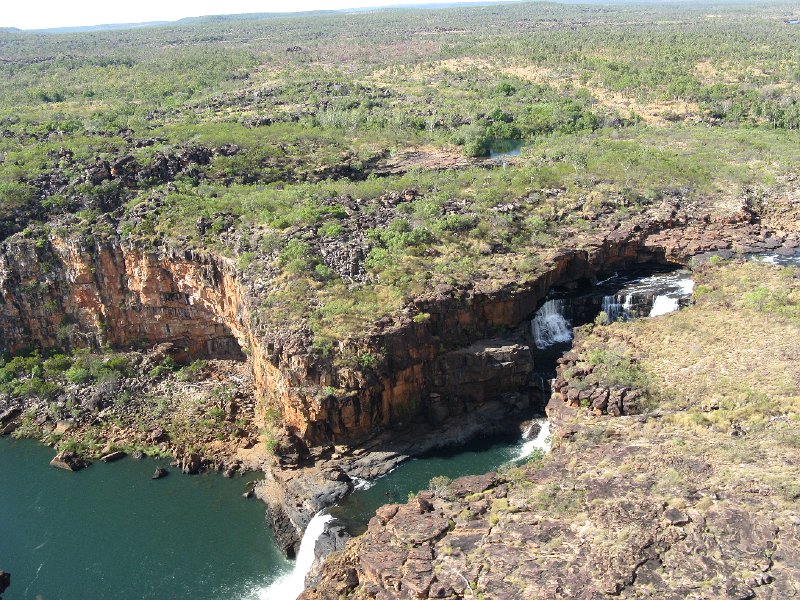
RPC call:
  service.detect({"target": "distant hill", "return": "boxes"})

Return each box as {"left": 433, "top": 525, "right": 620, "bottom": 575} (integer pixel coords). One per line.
{"left": 28, "top": 1, "right": 519, "bottom": 33}
{"left": 31, "top": 21, "right": 171, "bottom": 33}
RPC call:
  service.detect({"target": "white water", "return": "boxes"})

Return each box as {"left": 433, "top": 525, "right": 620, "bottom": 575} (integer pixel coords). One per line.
{"left": 601, "top": 294, "right": 633, "bottom": 322}
{"left": 352, "top": 476, "right": 375, "bottom": 491}
{"left": 648, "top": 295, "right": 679, "bottom": 317}
{"left": 532, "top": 299, "right": 572, "bottom": 349}
{"left": 750, "top": 251, "right": 800, "bottom": 267}
{"left": 679, "top": 278, "right": 695, "bottom": 295}
{"left": 598, "top": 270, "right": 695, "bottom": 321}
{"left": 514, "top": 418, "right": 551, "bottom": 460}
{"left": 258, "top": 512, "right": 333, "bottom": 600}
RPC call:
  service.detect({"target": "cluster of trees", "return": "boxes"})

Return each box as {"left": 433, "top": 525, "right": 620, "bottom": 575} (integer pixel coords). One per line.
{"left": 0, "top": 0, "right": 798, "bottom": 340}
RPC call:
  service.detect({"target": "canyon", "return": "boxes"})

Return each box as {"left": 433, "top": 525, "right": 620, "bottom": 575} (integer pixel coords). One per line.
{"left": 303, "top": 258, "right": 800, "bottom": 600}
{"left": 1, "top": 186, "right": 798, "bottom": 558}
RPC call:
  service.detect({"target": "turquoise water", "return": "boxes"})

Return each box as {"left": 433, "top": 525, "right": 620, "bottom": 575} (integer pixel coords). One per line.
{"left": 0, "top": 437, "right": 291, "bottom": 600}
{"left": 330, "top": 430, "right": 542, "bottom": 535}
{"left": 488, "top": 139, "right": 524, "bottom": 159}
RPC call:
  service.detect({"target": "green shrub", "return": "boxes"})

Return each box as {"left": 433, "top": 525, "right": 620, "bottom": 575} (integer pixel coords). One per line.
{"left": 149, "top": 356, "right": 178, "bottom": 379}
{"left": 44, "top": 354, "right": 73, "bottom": 373}
{"left": 65, "top": 366, "right": 92, "bottom": 384}
{"left": 429, "top": 475, "right": 452, "bottom": 498}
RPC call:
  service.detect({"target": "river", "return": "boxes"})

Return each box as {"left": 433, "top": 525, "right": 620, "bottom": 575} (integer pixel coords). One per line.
{"left": 0, "top": 437, "right": 291, "bottom": 600}
{"left": 3, "top": 254, "right": 796, "bottom": 599}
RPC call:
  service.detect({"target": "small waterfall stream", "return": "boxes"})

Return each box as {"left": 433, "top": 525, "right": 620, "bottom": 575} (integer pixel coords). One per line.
{"left": 258, "top": 512, "right": 333, "bottom": 600}
{"left": 514, "top": 418, "right": 551, "bottom": 461}
{"left": 600, "top": 294, "right": 631, "bottom": 322}
{"left": 532, "top": 299, "right": 573, "bottom": 349}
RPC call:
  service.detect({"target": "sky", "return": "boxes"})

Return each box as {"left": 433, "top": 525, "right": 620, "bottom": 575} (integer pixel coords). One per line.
{"left": 2, "top": 0, "right": 498, "bottom": 30}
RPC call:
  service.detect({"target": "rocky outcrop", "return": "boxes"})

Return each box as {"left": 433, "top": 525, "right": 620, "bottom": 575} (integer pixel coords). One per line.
{"left": 0, "top": 571, "right": 9, "bottom": 598}
{"left": 0, "top": 237, "right": 246, "bottom": 360}
{"left": 303, "top": 392, "right": 800, "bottom": 599}
{"left": 551, "top": 349, "right": 644, "bottom": 417}
{"left": 50, "top": 450, "right": 87, "bottom": 471}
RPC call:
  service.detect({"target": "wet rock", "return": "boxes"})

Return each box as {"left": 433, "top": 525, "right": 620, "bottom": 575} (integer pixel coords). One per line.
{"left": 99, "top": 451, "right": 125, "bottom": 463}
{"left": 0, "top": 571, "right": 9, "bottom": 596}
{"left": 151, "top": 467, "right": 168, "bottom": 480}
{"left": 307, "top": 523, "right": 352, "bottom": 587}
{"left": 181, "top": 453, "right": 202, "bottom": 474}
{"left": 50, "top": 451, "right": 88, "bottom": 472}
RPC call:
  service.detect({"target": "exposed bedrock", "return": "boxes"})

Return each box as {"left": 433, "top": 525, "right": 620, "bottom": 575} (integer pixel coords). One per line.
{"left": 1, "top": 208, "right": 797, "bottom": 453}
{"left": 1, "top": 202, "right": 798, "bottom": 555}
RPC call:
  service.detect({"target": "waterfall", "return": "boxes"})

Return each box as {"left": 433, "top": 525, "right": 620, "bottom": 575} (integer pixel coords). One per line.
{"left": 532, "top": 299, "right": 572, "bottom": 349}
{"left": 649, "top": 295, "right": 679, "bottom": 317}
{"left": 601, "top": 294, "right": 629, "bottom": 322}
{"left": 678, "top": 278, "right": 695, "bottom": 295}
{"left": 514, "top": 418, "right": 551, "bottom": 460}
{"left": 258, "top": 512, "right": 333, "bottom": 600}
{"left": 649, "top": 275, "right": 693, "bottom": 317}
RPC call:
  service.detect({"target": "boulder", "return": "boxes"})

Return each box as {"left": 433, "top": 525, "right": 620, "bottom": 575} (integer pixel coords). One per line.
{"left": 50, "top": 451, "right": 87, "bottom": 472}
{"left": 0, "top": 407, "right": 20, "bottom": 426}
{"left": 99, "top": 451, "right": 125, "bottom": 463}
{"left": 181, "top": 453, "right": 202, "bottom": 474}
{"left": 151, "top": 467, "right": 168, "bottom": 480}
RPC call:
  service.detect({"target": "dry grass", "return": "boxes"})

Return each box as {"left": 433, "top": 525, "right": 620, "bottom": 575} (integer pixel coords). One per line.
{"left": 568, "top": 261, "right": 800, "bottom": 504}
{"left": 594, "top": 262, "right": 800, "bottom": 415}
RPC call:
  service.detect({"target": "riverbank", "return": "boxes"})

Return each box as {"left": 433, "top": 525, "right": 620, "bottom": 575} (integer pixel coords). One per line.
{"left": 304, "top": 259, "right": 800, "bottom": 598}
{"left": 3, "top": 192, "right": 798, "bottom": 561}
{"left": 0, "top": 436, "right": 291, "bottom": 600}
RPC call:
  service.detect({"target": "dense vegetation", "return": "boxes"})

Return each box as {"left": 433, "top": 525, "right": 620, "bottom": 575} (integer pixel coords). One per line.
{"left": 1, "top": 0, "right": 799, "bottom": 346}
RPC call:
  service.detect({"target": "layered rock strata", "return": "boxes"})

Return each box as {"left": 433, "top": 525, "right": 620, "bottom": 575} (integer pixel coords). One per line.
{"left": 1, "top": 197, "right": 798, "bottom": 553}
{"left": 303, "top": 259, "right": 800, "bottom": 598}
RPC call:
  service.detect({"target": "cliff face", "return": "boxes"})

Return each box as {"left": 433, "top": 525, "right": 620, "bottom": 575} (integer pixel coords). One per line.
{"left": 0, "top": 237, "right": 244, "bottom": 359}
{"left": 302, "top": 260, "right": 800, "bottom": 600}
{"left": 1, "top": 205, "right": 796, "bottom": 451}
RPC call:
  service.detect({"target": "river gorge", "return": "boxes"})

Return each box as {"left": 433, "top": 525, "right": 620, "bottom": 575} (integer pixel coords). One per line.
{"left": 4, "top": 233, "right": 796, "bottom": 598}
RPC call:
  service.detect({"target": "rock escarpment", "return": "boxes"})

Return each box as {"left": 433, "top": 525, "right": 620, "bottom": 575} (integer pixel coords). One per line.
{"left": 303, "top": 259, "right": 800, "bottom": 598}
{"left": 1, "top": 194, "right": 798, "bottom": 554}
{"left": 1, "top": 196, "right": 797, "bottom": 449}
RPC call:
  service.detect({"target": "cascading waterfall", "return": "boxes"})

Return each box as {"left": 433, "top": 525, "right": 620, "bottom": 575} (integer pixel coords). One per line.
{"left": 649, "top": 277, "right": 694, "bottom": 317}
{"left": 258, "top": 512, "right": 333, "bottom": 600}
{"left": 601, "top": 294, "right": 628, "bottom": 322}
{"left": 515, "top": 418, "right": 551, "bottom": 460}
{"left": 648, "top": 295, "right": 679, "bottom": 317}
{"left": 532, "top": 299, "right": 572, "bottom": 349}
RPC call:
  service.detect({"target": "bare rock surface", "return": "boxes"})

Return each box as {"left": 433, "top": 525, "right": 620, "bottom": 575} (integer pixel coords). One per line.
{"left": 303, "top": 261, "right": 800, "bottom": 599}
